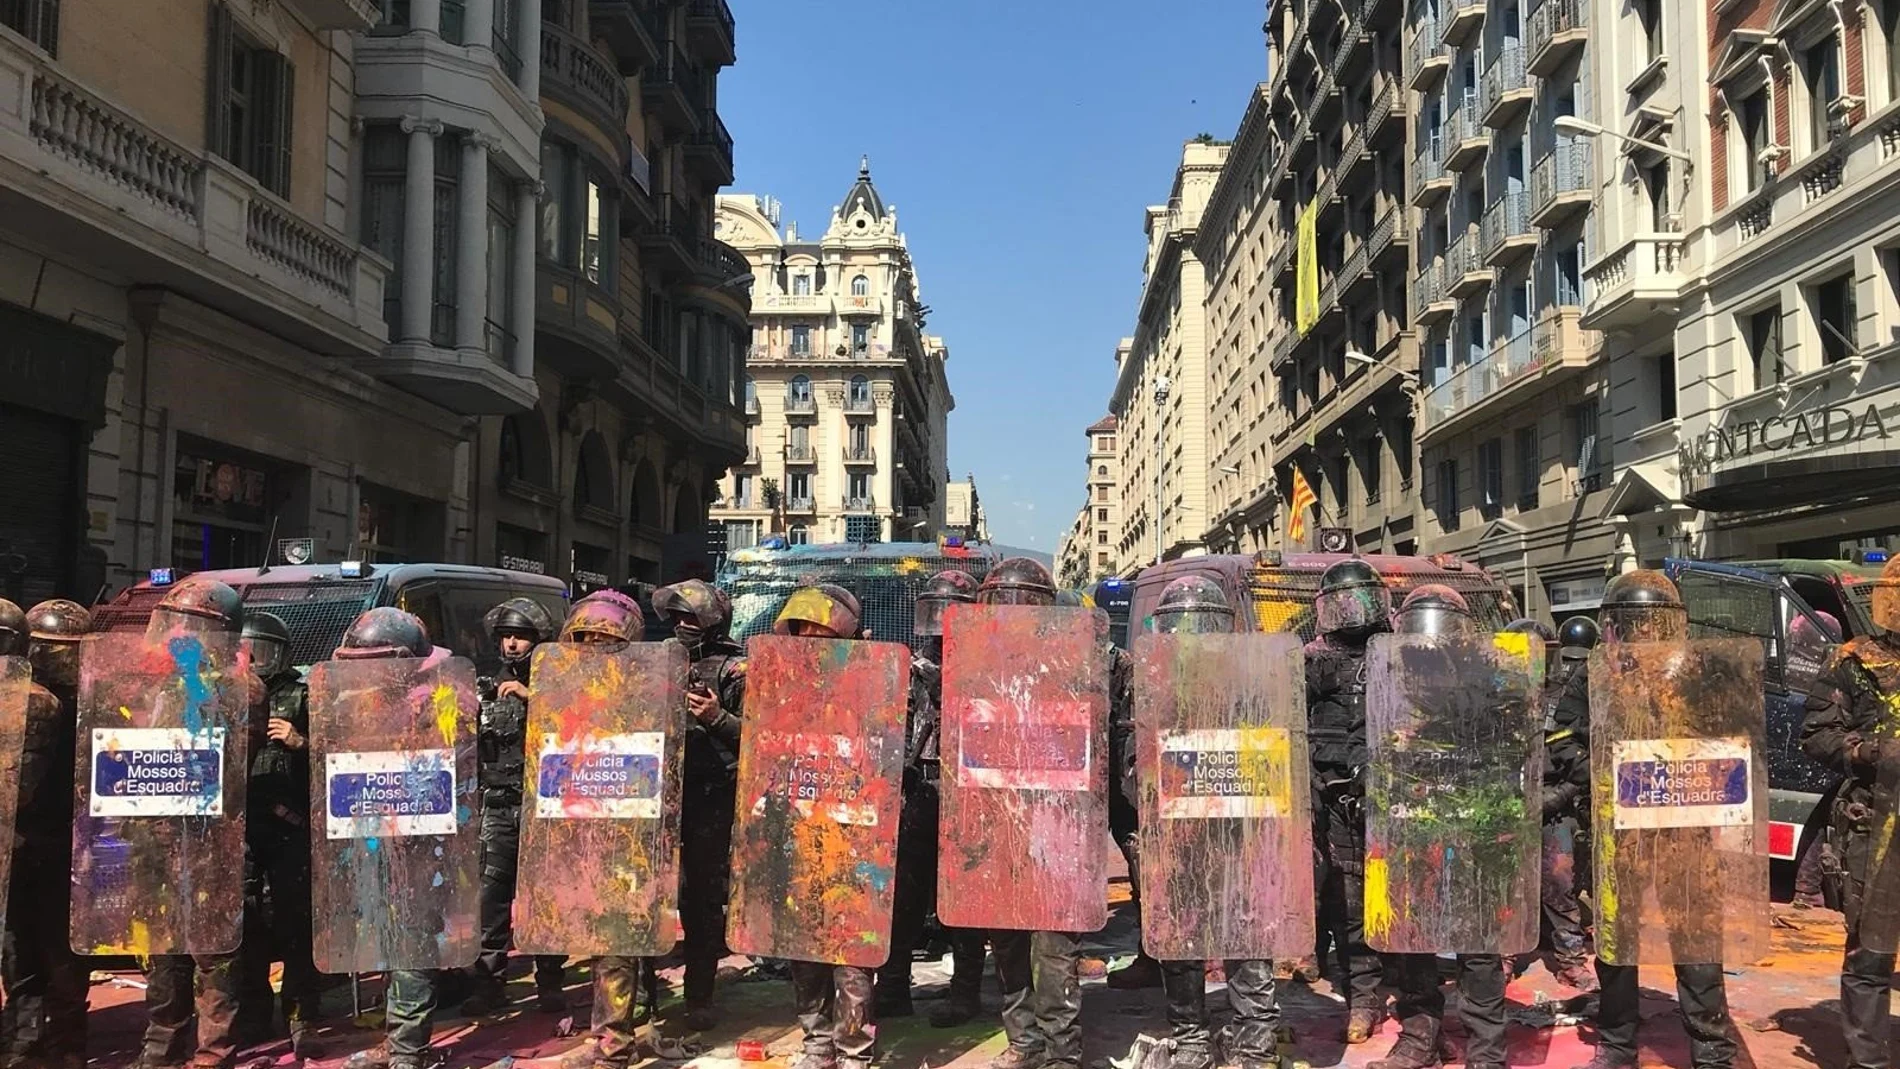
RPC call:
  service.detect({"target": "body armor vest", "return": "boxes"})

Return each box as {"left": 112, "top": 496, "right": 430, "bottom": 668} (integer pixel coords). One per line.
{"left": 478, "top": 659, "right": 531, "bottom": 804}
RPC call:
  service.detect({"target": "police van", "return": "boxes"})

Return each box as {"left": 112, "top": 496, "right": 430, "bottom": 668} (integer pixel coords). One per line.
{"left": 718, "top": 540, "right": 1003, "bottom": 652}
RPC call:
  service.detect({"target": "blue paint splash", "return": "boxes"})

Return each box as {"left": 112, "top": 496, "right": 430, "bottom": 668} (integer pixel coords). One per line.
{"left": 364, "top": 837, "right": 381, "bottom": 853}
{"left": 853, "top": 860, "right": 892, "bottom": 893}
{"left": 167, "top": 636, "right": 211, "bottom": 735}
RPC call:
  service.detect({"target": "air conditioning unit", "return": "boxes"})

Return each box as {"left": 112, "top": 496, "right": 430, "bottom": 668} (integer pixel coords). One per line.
{"left": 1318, "top": 527, "right": 1354, "bottom": 554}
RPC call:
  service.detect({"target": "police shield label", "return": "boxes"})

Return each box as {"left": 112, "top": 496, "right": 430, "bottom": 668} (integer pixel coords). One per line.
{"left": 938, "top": 605, "right": 1109, "bottom": 933}
{"left": 727, "top": 636, "right": 908, "bottom": 967}
{"left": 1589, "top": 638, "right": 1768, "bottom": 967}
{"left": 1134, "top": 632, "right": 1314, "bottom": 961}
{"left": 514, "top": 641, "right": 688, "bottom": 957}
{"left": 1365, "top": 632, "right": 1543, "bottom": 955}
{"left": 307, "top": 656, "right": 481, "bottom": 973}
{"left": 71, "top": 632, "right": 249, "bottom": 956}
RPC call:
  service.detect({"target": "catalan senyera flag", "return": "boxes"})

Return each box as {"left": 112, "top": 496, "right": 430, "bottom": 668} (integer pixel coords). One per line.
{"left": 1288, "top": 468, "right": 1317, "bottom": 545}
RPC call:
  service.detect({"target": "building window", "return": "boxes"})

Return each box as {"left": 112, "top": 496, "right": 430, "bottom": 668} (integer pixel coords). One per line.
{"left": 791, "top": 325, "right": 812, "bottom": 356}
{"left": 360, "top": 124, "right": 407, "bottom": 331}
{"left": 788, "top": 424, "right": 809, "bottom": 451}
{"left": 1553, "top": 242, "right": 1583, "bottom": 306}
{"left": 1097, "top": 508, "right": 1109, "bottom": 522}
{"left": 1744, "top": 304, "right": 1784, "bottom": 390}
{"left": 1571, "top": 402, "right": 1605, "bottom": 492}
{"left": 1098, "top": 551, "right": 1110, "bottom": 566}
{"left": 1435, "top": 458, "right": 1460, "bottom": 531}
{"left": 1, "top": 0, "right": 58, "bottom": 54}
{"left": 538, "top": 141, "right": 571, "bottom": 264}
{"left": 734, "top": 474, "right": 753, "bottom": 508}
{"left": 792, "top": 274, "right": 812, "bottom": 296}
{"left": 207, "top": 2, "right": 294, "bottom": 198}
{"left": 1738, "top": 88, "right": 1772, "bottom": 194}
{"left": 851, "top": 274, "right": 870, "bottom": 297}
{"left": 789, "top": 525, "right": 811, "bottom": 546}
{"left": 1804, "top": 36, "right": 1842, "bottom": 152}
{"left": 430, "top": 137, "right": 460, "bottom": 346}
{"left": 788, "top": 472, "right": 811, "bottom": 503}
{"left": 1360, "top": 438, "right": 1382, "bottom": 502}
{"left": 491, "top": 0, "right": 521, "bottom": 79}
{"left": 849, "top": 375, "right": 870, "bottom": 405}
{"left": 1642, "top": 160, "right": 1671, "bottom": 230}
{"left": 725, "top": 520, "right": 758, "bottom": 550}
{"left": 1649, "top": 352, "right": 1677, "bottom": 421}
{"left": 1478, "top": 438, "right": 1504, "bottom": 519}
{"left": 1099, "top": 435, "right": 1116, "bottom": 451}
{"left": 1883, "top": 0, "right": 1900, "bottom": 105}
{"left": 582, "top": 178, "right": 609, "bottom": 285}
{"left": 1515, "top": 425, "right": 1540, "bottom": 509}
{"left": 848, "top": 472, "right": 870, "bottom": 502}
{"left": 852, "top": 323, "right": 871, "bottom": 353}
{"left": 1097, "top": 484, "right": 1109, "bottom": 502}
{"left": 485, "top": 164, "right": 514, "bottom": 362}
{"left": 1097, "top": 530, "right": 1109, "bottom": 545}
{"left": 1096, "top": 464, "right": 1109, "bottom": 476}
{"left": 1637, "top": 0, "right": 1662, "bottom": 63}
{"left": 789, "top": 374, "right": 813, "bottom": 404}
{"left": 849, "top": 422, "right": 869, "bottom": 453}
{"left": 1813, "top": 271, "right": 1858, "bottom": 364}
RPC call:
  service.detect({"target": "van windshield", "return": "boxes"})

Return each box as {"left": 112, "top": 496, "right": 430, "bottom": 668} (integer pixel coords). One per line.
{"left": 241, "top": 580, "right": 380, "bottom": 666}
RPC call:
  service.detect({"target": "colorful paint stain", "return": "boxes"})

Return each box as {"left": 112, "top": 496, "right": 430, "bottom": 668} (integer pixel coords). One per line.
{"left": 1132, "top": 631, "right": 1314, "bottom": 960}
{"left": 71, "top": 631, "right": 248, "bottom": 955}
{"left": 938, "top": 604, "right": 1109, "bottom": 934}
{"left": 727, "top": 634, "right": 908, "bottom": 967}
{"left": 1364, "top": 632, "right": 1543, "bottom": 955}
{"left": 513, "top": 640, "right": 688, "bottom": 957}
{"left": 307, "top": 655, "right": 480, "bottom": 973}
{"left": 1588, "top": 637, "right": 1768, "bottom": 966}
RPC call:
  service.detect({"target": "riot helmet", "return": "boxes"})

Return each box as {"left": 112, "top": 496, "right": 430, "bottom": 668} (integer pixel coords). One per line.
{"left": 976, "top": 557, "right": 1057, "bottom": 607}
{"left": 1054, "top": 590, "right": 1092, "bottom": 609}
{"left": 1599, "top": 570, "right": 1688, "bottom": 643}
{"left": 1394, "top": 583, "right": 1477, "bottom": 636}
{"left": 241, "top": 611, "right": 292, "bottom": 679}
{"left": 774, "top": 583, "right": 862, "bottom": 639}
{"left": 651, "top": 579, "right": 734, "bottom": 650}
{"left": 149, "top": 577, "right": 244, "bottom": 637}
{"left": 1152, "top": 576, "right": 1236, "bottom": 635}
{"left": 1503, "top": 617, "right": 1556, "bottom": 644}
{"left": 26, "top": 599, "right": 91, "bottom": 689}
{"left": 484, "top": 597, "right": 555, "bottom": 665}
{"left": 561, "top": 595, "right": 643, "bottom": 647}
{"left": 1315, "top": 559, "right": 1392, "bottom": 639}
{"left": 335, "top": 607, "right": 431, "bottom": 660}
{"left": 0, "top": 598, "right": 25, "bottom": 657}
{"left": 914, "top": 570, "right": 979, "bottom": 638}
{"left": 1557, "top": 616, "right": 1600, "bottom": 662}
{"left": 1871, "top": 556, "right": 1900, "bottom": 637}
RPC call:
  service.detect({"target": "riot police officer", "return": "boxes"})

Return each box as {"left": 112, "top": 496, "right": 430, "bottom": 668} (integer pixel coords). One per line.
{"left": 234, "top": 611, "right": 321, "bottom": 1054}
{"left": 138, "top": 578, "right": 253, "bottom": 1069}
{"left": 1800, "top": 553, "right": 1900, "bottom": 1069}
{"left": 1148, "top": 577, "right": 1282, "bottom": 1069}
{"left": 649, "top": 579, "right": 747, "bottom": 1032}
{"left": 881, "top": 570, "right": 986, "bottom": 1024}
{"left": 1535, "top": 616, "right": 1599, "bottom": 993}
{"left": 2, "top": 599, "right": 91, "bottom": 1069}
{"left": 1576, "top": 571, "right": 1738, "bottom": 1069}
{"left": 1304, "top": 559, "right": 1391, "bottom": 1044}
{"left": 1372, "top": 586, "right": 1508, "bottom": 1069}
{"left": 463, "top": 597, "right": 566, "bottom": 1016}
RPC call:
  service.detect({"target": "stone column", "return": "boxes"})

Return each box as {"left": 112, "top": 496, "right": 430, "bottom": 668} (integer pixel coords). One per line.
{"left": 399, "top": 116, "right": 442, "bottom": 345}
{"left": 410, "top": 0, "right": 441, "bottom": 34}
{"left": 512, "top": 180, "right": 538, "bottom": 378}
{"left": 515, "top": 0, "right": 541, "bottom": 99}
{"left": 464, "top": 0, "right": 493, "bottom": 50}
{"left": 456, "top": 132, "right": 494, "bottom": 356}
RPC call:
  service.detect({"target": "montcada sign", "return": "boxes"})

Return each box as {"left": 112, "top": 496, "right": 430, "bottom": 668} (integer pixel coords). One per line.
{"left": 1680, "top": 402, "right": 1890, "bottom": 476}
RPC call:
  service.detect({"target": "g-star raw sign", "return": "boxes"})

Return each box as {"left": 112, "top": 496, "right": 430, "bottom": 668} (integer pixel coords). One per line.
{"left": 1681, "top": 402, "right": 1890, "bottom": 477}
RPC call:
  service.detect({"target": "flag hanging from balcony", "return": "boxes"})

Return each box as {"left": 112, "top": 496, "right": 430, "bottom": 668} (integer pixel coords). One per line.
{"left": 1295, "top": 199, "right": 1320, "bottom": 335}
{"left": 1288, "top": 468, "right": 1317, "bottom": 545}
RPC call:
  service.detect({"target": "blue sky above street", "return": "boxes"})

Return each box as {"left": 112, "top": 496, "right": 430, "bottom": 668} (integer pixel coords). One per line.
{"left": 721, "top": 1, "right": 1266, "bottom": 549}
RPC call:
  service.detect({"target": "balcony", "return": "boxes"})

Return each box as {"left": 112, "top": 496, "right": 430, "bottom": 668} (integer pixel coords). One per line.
{"left": 744, "top": 397, "right": 760, "bottom": 416}
{"left": 1445, "top": 225, "right": 1491, "bottom": 297}
{"left": 1331, "top": 22, "right": 1369, "bottom": 84}
{"left": 1481, "top": 191, "right": 1536, "bottom": 266}
{"left": 836, "top": 293, "right": 884, "bottom": 317}
{"left": 285, "top": 0, "right": 379, "bottom": 30}
{"left": 844, "top": 394, "right": 876, "bottom": 414}
{"left": 1411, "top": 132, "right": 1452, "bottom": 206}
{"left": 1367, "top": 79, "right": 1406, "bottom": 147}
{"left": 756, "top": 292, "right": 832, "bottom": 315}
{"left": 1420, "top": 311, "right": 1595, "bottom": 441}
{"left": 642, "top": 43, "right": 705, "bottom": 132}
{"left": 1527, "top": 0, "right": 1588, "bottom": 77}
{"left": 1444, "top": 92, "right": 1487, "bottom": 171}
{"left": 685, "top": 0, "right": 736, "bottom": 66}
{"left": 785, "top": 444, "right": 816, "bottom": 465}
{"left": 1530, "top": 140, "right": 1593, "bottom": 227}
{"left": 589, "top": 0, "right": 662, "bottom": 71}
{"left": 842, "top": 496, "right": 878, "bottom": 513}
{"left": 1442, "top": 0, "right": 1484, "bottom": 45}
{"left": 637, "top": 196, "right": 696, "bottom": 274}
{"left": 536, "top": 256, "right": 621, "bottom": 381}
{"left": 1480, "top": 46, "right": 1532, "bottom": 128}
{"left": 741, "top": 446, "right": 761, "bottom": 465}
{"left": 684, "top": 110, "right": 734, "bottom": 185}
{"left": 784, "top": 395, "right": 818, "bottom": 416}
{"left": 696, "top": 237, "right": 750, "bottom": 285}
{"left": 1369, "top": 205, "right": 1411, "bottom": 269}
{"left": 785, "top": 496, "right": 816, "bottom": 515}
{"left": 1581, "top": 232, "right": 1687, "bottom": 330}
{"left": 1413, "top": 260, "right": 1456, "bottom": 325}
{"left": 542, "top": 24, "right": 630, "bottom": 144}
{"left": 844, "top": 446, "right": 877, "bottom": 465}
{"left": 1409, "top": 22, "right": 1449, "bottom": 90}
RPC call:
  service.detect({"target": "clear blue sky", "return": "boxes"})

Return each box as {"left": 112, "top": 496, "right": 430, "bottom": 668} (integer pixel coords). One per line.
{"left": 721, "top": 1, "right": 1267, "bottom": 551}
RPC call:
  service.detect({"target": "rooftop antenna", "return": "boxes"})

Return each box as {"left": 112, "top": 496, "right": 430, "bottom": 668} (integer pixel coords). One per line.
{"left": 257, "top": 514, "right": 280, "bottom": 575}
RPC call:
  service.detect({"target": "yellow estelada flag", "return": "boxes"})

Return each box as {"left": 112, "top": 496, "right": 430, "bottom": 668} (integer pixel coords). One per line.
{"left": 1288, "top": 467, "right": 1317, "bottom": 545}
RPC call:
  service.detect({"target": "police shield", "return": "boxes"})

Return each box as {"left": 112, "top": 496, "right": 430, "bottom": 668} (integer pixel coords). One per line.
{"left": 307, "top": 655, "right": 481, "bottom": 973}
{"left": 513, "top": 641, "right": 688, "bottom": 957}
{"left": 938, "top": 605, "right": 1109, "bottom": 933}
{"left": 1364, "top": 632, "right": 1543, "bottom": 955}
{"left": 0, "top": 658, "right": 28, "bottom": 928}
{"left": 1589, "top": 638, "right": 1768, "bottom": 966}
{"left": 726, "top": 635, "right": 909, "bottom": 967}
{"left": 71, "top": 632, "right": 249, "bottom": 955}
{"left": 1855, "top": 747, "right": 1900, "bottom": 954}
{"left": 1133, "top": 632, "right": 1313, "bottom": 961}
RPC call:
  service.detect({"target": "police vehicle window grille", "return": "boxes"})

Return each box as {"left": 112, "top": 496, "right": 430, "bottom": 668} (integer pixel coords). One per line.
{"left": 89, "top": 588, "right": 172, "bottom": 633}
{"left": 1676, "top": 573, "right": 1777, "bottom": 643}
{"left": 242, "top": 584, "right": 380, "bottom": 666}
{"left": 726, "top": 557, "right": 993, "bottom": 653}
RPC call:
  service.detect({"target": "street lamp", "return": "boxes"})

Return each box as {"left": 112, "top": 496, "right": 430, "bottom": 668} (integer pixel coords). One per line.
{"left": 1343, "top": 349, "right": 1422, "bottom": 390}
{"left": 1553, "top": 116, "right": 1694, "bottom": 166}
{"left": 1152, "top": 375, "right": 1172, "bottom": 567}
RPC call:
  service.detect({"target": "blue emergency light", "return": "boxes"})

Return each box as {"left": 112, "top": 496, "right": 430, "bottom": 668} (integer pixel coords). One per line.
{"left": 1863, "top": 550, "right": 1890, "bottom": 565}
{"left": 148, "top": 568, "right": 175, "bottom": 587}
{"left": 338, "top": 560, "right": 367, "bottom": 578}
{"left": 943, "top": 536, "right": 965, "bottom": 548}
{"left": 761, "top": 537, "right": 788, "bottom": 550}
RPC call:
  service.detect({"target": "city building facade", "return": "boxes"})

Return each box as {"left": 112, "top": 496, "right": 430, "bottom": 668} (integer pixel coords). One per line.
{"left": 943, "top": 474, "right": 991, "bottom": 543}
{"left": 1112, "top": 141, "right": 1226, "bottom": 573}
{"left": 1055, "top": 504, "right": 1093, "bottom": 590}
{"left": 711, "top": 164, "right": 954, "bottom": 548}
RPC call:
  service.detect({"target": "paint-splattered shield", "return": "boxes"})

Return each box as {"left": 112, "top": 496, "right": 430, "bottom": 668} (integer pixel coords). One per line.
{"left": 938, "top": 605, "right": 1109, "bottom": 933}
{"left": 1364, "top": 632, "right": 1543, "bottom": 954}
{"left": 726, "top": 635, "right": 909, "bottom": 966}
{"left": 1855, "top": 743, "right": 1900, "bottom": 954}
{"left": 1589, "top": 638, "right": 1768, "bottom": 966}
{"left": 307, "top": 655, "right": 481, "bottom": 973}
{"left": 71, "top": 632, "right": 249, "bottom": 955}
{"left": 514, "top": 641, "right": 688, "bottom": 957}
{"left": 0, "top": 658, "right": 28, "bottom": 929}
{"left": 1133, "top": 632, "right": 1312, "bottom": 960}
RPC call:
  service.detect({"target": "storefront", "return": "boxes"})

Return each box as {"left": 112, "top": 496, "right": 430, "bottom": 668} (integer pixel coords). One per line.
{"left": 170, "top": 441, "right": 288, "bottom": 573}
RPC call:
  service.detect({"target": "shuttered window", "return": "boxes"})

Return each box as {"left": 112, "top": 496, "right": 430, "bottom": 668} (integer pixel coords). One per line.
{"left": 206, "top": 2, "right": 294, "bottom": 198}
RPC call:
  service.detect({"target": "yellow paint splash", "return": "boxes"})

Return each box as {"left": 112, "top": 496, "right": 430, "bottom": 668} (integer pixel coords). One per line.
{"left": 125, "top": 919, "right": 151, "bottom": 955}
{"left": 1363, "top": 856, "right": 1394, "bottom": 942}
{"left": 430, "top": 684, "right": 459, "bottom": 746}
{"left": 1490, "top": 631, "right": 1534, "bottom": 662}
{"left": 1236, "top": 726, "right": 1292, "bottom": 806}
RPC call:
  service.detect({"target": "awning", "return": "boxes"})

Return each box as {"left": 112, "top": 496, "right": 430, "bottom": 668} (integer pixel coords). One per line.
{"left": 1599, "top": 461, "right": 1681, "bottom": 519}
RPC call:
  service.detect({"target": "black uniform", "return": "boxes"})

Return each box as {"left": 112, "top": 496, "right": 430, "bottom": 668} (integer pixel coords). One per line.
{"left": 471, "top": 658, "right": 566, "bottom": 1004}
{"left": 1539, "top": 655, "right": 1593, "bottom": 976}
{"left": 678, "top": 636, "right": 746, "bottom": 1013}
{"left": 1302, "top": 633, "right": 1383, "bottom": 1016}
{"left": 237, "top": 670, "right": 321, "bottom": 1041}
{"left": 1799, "top": 636, "right": 1900, "bottom": 1069}
{"left": 1, "top": 678, "right": 87, "bottom": 1068}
